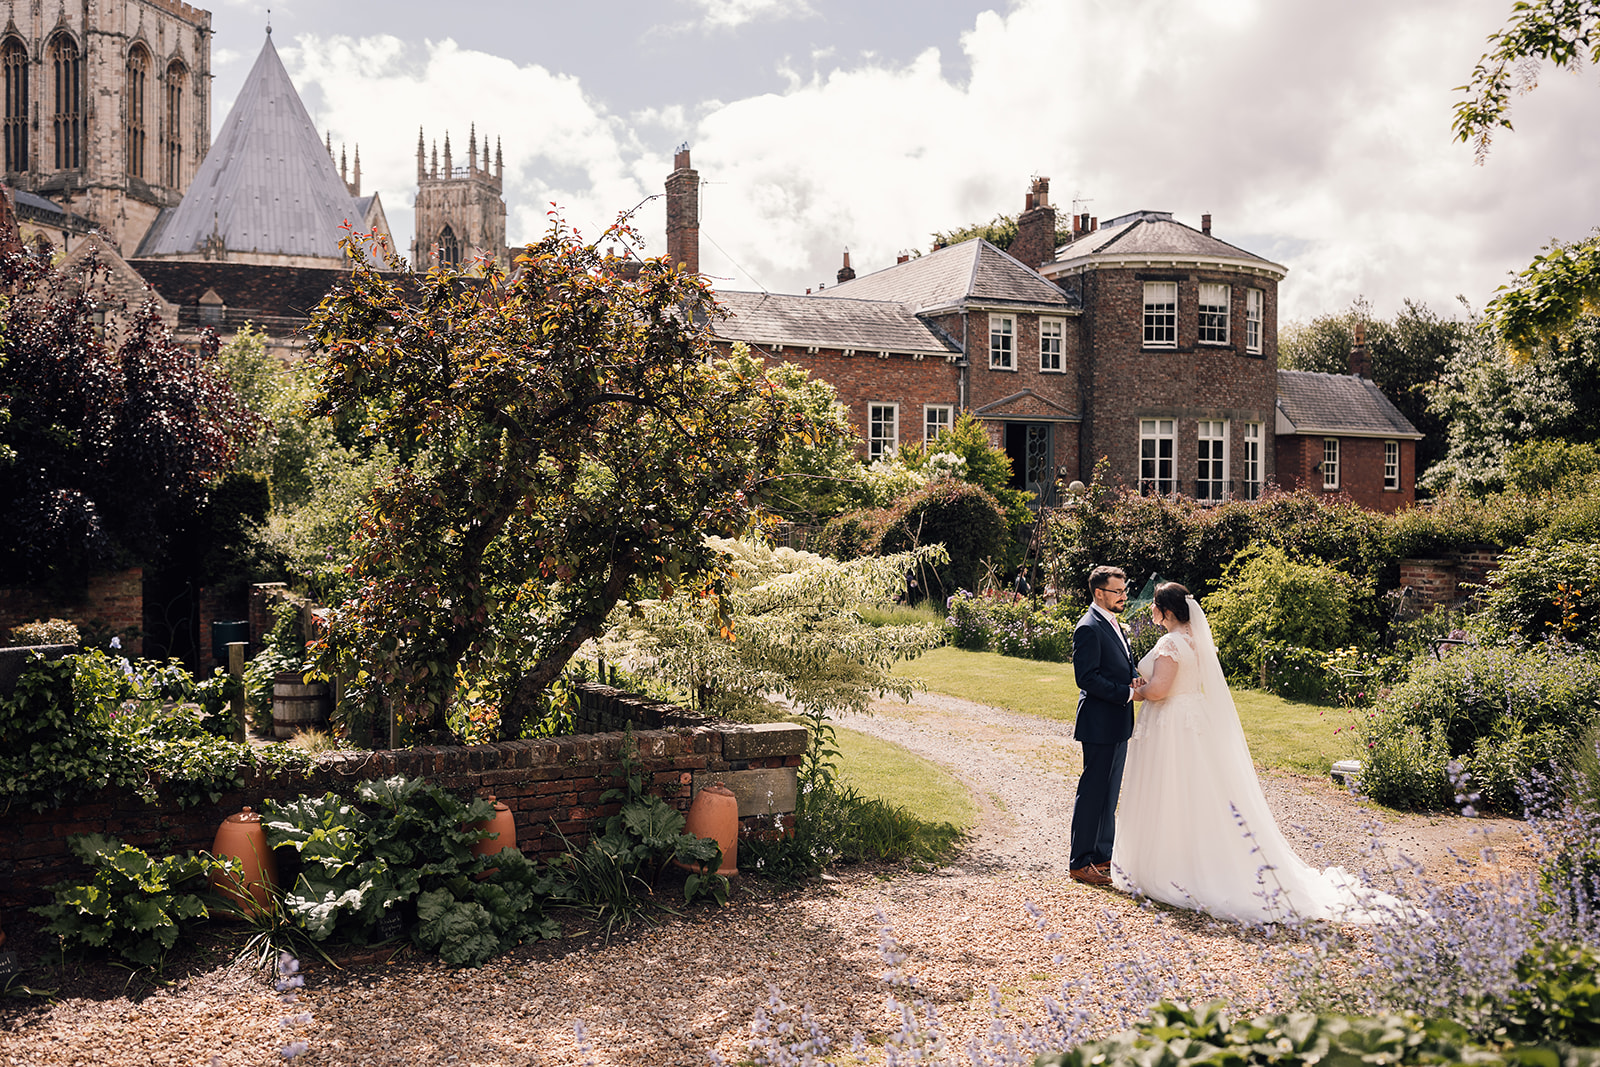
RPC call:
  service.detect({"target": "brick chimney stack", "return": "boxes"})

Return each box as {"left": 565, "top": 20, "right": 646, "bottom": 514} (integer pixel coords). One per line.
{"left": 837, "top": 248, "right": 856, "bottom": 284}
{"left": 665, "top": 145, "right": 700, "bottom": 275}
{"left": 1012, "top": 176, "right": 1056, "bottom": 269}
{"left": 1349, "top": 321, "right": 1372, "bottom": 379}
{"left": 1201, "top": 213, "right": 1211, "bottom": 236}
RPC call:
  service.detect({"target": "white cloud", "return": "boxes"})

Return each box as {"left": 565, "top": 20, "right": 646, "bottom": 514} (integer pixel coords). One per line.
{"left": 686, "top": 0, "right": 815, "bottom": 30}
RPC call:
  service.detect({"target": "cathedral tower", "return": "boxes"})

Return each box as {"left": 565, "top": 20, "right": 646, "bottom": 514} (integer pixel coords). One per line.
{"left": 412, "top": 123, "right": 507, "bottom": 271}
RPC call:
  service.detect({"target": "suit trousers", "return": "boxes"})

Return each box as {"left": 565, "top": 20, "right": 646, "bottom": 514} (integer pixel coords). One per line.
{"left": 1070, "top": 739, "right": 1128, "bottom": 870}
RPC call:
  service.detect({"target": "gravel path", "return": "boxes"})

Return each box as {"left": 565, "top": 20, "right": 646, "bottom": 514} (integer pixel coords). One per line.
{"left": 0, "top": 691, "right": 1536, "bottom": 1066}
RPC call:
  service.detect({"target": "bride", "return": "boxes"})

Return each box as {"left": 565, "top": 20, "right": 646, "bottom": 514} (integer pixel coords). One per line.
{"left": 1111, "top": 582, "right": 1398, "bottom": 923}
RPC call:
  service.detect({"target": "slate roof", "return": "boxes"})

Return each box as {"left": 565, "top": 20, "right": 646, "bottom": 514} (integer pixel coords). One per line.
{"left": 130, "top": 259, "right": 349, "bottom": 320}
{"left": 1051, "top": 211, "right": 1286, "bottom": 276}
{"left": 819, "top": 239, "right": 1072, "bottom": 311}
{"left": 1275, "top": 370, "right": 1422, "bottom": 439}
{"left": 10, "top": 188, "right": 95, "bottom": 231}
{"left": 136, "top": 33, "right": 363, "bottom": 260}
{"left": 714, "top": 290, "right": 957, "bottom": 355}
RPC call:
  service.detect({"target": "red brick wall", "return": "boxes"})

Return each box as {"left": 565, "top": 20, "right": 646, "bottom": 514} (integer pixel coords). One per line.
{"left": 1274, "top": 436, "right": 1416, "bottom": 513}
{"left": 1075, "top": 267, "right": 1278, "bottom": 492}
{"left": 0, "top": 687, "right": 804, "bottom": 911}
{"left": 0, "top": 568, "right": 144, "bottom": 655}
{"left": 1398, "top": 548, "right": 1501, "bottom": 607}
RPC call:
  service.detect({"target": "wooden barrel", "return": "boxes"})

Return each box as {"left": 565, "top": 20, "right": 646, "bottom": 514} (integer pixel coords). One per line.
{"left": 272, "top": 672, "right": 330, "bottom": 738}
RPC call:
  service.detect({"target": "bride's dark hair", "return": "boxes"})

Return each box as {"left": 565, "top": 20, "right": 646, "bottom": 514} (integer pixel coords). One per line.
{"left": 1154, "top": 582, "right": 1191, "bottom": 622}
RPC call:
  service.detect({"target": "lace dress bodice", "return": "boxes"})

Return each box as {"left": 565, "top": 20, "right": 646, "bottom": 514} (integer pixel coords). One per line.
{"left": 1136, "top": 630, "right": 1202, "bottom": 695}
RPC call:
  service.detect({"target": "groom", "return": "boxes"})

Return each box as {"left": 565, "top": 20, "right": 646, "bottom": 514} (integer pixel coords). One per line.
{"left": 1069, "top": 566, "right": 1141, "bottom": 886}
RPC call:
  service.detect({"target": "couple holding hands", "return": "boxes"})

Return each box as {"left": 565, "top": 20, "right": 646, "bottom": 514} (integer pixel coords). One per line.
{"left": 1067, "top": 566, "right": 1394, "bottom": 924}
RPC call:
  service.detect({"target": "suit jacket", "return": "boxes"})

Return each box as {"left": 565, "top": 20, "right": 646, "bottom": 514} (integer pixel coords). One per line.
{"left": 1072, "top": 607, "right": 1136, "bottom": 745}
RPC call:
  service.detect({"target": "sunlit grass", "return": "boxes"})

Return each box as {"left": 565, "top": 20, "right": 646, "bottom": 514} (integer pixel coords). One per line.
{"left": 893, "top": 646, "right": 1353, "bottom": 776}
{"left": 834, "top": 726, "right": 977, "bottom": 832}
{"left": 856, "top": 601, "right": 946, "bottom": 628}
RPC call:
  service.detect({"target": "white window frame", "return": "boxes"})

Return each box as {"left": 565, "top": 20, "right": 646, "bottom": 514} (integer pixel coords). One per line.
{"left": 1322, "top": 438, "right": 1340, "bottom": 490}
{"left": 924, "top": 404, "right": 953, "bottom": 443}
{"left": 1197, "top": 419, "right": 1229, "bottom": 501}
{"left": 989, "top": 314, "right": 1015, "bottom": 370}
{"left": 1139, "top": 418, "right": 1176, "bottom": 495}
{"left": 869, "top": 403, "right": 899, "bottom": 460}
{"left": 1143, "top": 282, "right": 1177, "bottom": 349}
{"left": 1039, "top": 317, "right": 1064, "bottom": 372}
{"left": 1198, "top": 283, "right": 1230, "bottom": 345}
{"left": 1240, "top": 422, "right": 1263, "bottom": 500}
{"left": 1245, "top": 288, "right": 1263, "bottom": 354}
{"left": 1384, "top": 440, "right": 1400, "bottom": 491}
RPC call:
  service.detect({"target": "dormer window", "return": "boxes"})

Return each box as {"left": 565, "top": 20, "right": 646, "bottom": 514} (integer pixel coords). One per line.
{"left": 197, "top": 287, "right": 225, "bottom": 326}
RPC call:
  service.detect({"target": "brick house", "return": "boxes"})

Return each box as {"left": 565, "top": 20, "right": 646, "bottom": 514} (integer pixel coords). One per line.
{"left": 1274, "top": 369, "right": 1422, "bottom": 513}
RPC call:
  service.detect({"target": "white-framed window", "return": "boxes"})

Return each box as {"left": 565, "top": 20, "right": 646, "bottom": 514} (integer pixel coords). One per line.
{"left": 1143, "top": 282, "right": 1177, "bottom": 348}
{"left": 1039, "top": 317, "right": 1064, "bottom": 372}
{"left": 924, "top": 404, "right": 953, "bottom": 442}
{"left": 1139, "top": 418, "right": 1176, "bottom": 495}
{"left": 1322, "top": 438, "right": 1340, "bottom": 490}
{"left": 869, "top": 403, "right": 898, "bottom": 460}
{"left": 1197, "top": 419, "right": 1229, "bottom": 501}
{"left": 1384, "top": 440, "right": 1400, "bottom": 491}
{"left": 1240, "top": 422, "right": 1263, "bottom": 500}
{"left": 1198, "top": 283, "right": 1230, "bottom": 345}
{"left": 989, "top": 314, "right": 1015, "bottom": 370}
{"left": 1245, "top": 288, "right": 1263, "bottom": 354}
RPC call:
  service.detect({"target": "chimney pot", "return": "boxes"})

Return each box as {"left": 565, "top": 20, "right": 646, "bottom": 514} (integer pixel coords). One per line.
{"left": 1025, "top": 192, "right": 1035, "bottom": 211}
{"left": 1090, "top": 216, "right": 1097, "bottom": 231}
{"left": 837, "top": 248, "right": 856, "bottom": 284}
{"left": 897, "top": 252, "right": 909, "bottom": 264}
{"left": 1201, "top": 213, "right": 1212, "bottom": 236}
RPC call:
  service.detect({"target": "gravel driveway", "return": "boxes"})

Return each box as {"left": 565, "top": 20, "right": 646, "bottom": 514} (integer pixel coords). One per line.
{"left": 0, "top": 692, "right": 1533, "bottom": 1067}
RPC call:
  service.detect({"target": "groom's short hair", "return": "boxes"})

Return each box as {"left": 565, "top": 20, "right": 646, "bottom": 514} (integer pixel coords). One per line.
{"left": 1088, "top": 565, "right": 1126, "bottom": 592}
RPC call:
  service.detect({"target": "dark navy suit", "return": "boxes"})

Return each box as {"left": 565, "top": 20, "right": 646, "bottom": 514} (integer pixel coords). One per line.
{"left": 1070, "top": 606, "right": 1136, "bottom": 870}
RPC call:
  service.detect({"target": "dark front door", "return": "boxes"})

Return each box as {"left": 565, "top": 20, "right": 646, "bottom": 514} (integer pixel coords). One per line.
{"left": 1003, "top": 422, "right": 1054, "bottom": 504}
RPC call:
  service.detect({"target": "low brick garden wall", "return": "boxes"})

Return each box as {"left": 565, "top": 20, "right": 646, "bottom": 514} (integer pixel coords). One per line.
{"left": 0, "top": 683, "right": 805, "bottom": 911}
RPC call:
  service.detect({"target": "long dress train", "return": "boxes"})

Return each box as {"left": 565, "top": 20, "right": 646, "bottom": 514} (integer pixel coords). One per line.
{"left": 1110, "top": 602, "right": 1399, "bottom": 923}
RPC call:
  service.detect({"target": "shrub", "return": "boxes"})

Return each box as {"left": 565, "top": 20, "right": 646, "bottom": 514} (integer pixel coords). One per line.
{"left": 1480, "top": 539, "right": 1600, "bottom": 644}
{"left": 1360, "top": 641, "right": 1600, "bottom": 812}
{"left": 813, "top": 508, "right": 887, "bottom": 561}
{"left": 941, "top": 591, "right": 1081, "bottom": 662}
{"left": 1203, "top": 544, "right": 1359, "bottom": 680}
{"left": 877, "top": 479, "right": 1008, "bottom": 602}
{"left": 5, "top": 617, "right": 80, "bottom": 647}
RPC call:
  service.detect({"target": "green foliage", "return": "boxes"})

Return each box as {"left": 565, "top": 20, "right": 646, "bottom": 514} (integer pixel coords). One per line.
{"left": 4, "top": 618, "right": 80, "bottom": 646}
{"left": 1036, "top": 999, "right": 1569, "bottom": 1067}
{"left": 604, "top": 538, "right": 947, "bottom": 722}
{"left": 743, "top": 350, "right": 865, "bottom": 525}
{"left": 1360, "top": 641, "right": 1600, "bottom": 812}
{"left": 928, "top": 215, "right": 1076, "bottom": 255}
{"left": 306, "top": 220, "right": 832, "bottom": 745}
{"left": 1203, "top": 545, "right": 1358, "bottom": 679}
{"left": 262, "top": 776, "right": 561, "bottom": 964}
{"left": 30, "top": 834, "right": 223, "bottom": 968}
{"left": 914, "top": 411, "right": 1034, "bottom": 527}
{"left": 942, "top": 590, "right": 1078, "bottom": 662}
{"left": 1504, "top": 439, "right": 1600, "bottom": 494}
{"left": 1502, "top": 941, "right": 1600, "bottom": 1047}
{"left": 244, "top": 598, "right": 311, "bottom": 734}
{"left": 877, "top": 479, "right": 1010, "bottom": 602}
{"left": 1480, "top": 540, "right": 1600, "bottom": 645}
{"left": 552, "top": 735, "right": 728, "bottom": 933}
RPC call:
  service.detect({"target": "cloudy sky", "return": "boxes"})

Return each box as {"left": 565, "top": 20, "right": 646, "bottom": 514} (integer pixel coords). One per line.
{"left": 207, "top": 0, "right": 1600, "bottom": 323}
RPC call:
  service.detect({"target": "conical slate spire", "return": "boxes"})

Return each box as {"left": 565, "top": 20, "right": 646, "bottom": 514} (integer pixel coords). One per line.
{"left": 138, "top": 34, "right": 363, "bottom": 260}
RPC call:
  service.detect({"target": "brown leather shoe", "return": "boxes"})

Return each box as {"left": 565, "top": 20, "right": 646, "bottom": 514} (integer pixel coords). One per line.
{"left": 1070, "top": 864, "right": 1112, "bottom": 886}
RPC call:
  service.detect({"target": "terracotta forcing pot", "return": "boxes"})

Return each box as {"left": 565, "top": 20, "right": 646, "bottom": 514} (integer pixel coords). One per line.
{"left": 466, "top": 797, "right": 517, "bottom": 874}
{"left": 210, "top": 806, "right": 279, "bottom": 919}
{"left": 681, "top": 783, "right": 739, "bottom": 877}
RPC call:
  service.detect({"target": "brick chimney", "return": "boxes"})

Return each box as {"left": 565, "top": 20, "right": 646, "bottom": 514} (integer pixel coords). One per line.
{"left": 1201, "top": 213, "right": 1211, "bottom": 236}
{"left": 1011, "top": 176, "right": 1056, "bottom": 269}
{"left": 1349, "top": 321, "right": 1372, "bottom": 378}
{"left": 837, "top": 248, "right": 856, "bottom": 284}
{"left": 665, "top": 145, "right": 700, "bottom": 274}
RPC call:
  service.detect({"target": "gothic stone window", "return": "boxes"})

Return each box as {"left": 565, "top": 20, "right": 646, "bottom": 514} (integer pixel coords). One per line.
{"left": 126, "top": 46, "right": 150, "bottom": 180}
{"left": 50, "top": 34, "right": 81, "bottom": 170}
{"left": 164, "top": 61, "right": 186, "bottom": 187}
{"left": 438, "top": 224, "right": 461, "bottom": 268}
{"left": 1143, "top": 282, "right": 1176, "bottom": 348}
{"left": 2, "top": 37, "right": 26, "bottom": 173}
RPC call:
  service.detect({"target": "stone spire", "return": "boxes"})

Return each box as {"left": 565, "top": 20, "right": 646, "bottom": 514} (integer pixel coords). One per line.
{"left": 351, "top": 146, "right": 361, "bottom": 198}
{"left": 495, "top": 137, "right": 503, "bottom": 183}
{"left": 430, "top": 141, "right": 438, "bottom": 179}
{"left": 468, "top": 123, "right": 477, "bottom": 175}
{"left": 416, "top": 127, "right": 425, "bottom": 182}
{"left": 443, "top": 132, "right": 452, "bottom": 176}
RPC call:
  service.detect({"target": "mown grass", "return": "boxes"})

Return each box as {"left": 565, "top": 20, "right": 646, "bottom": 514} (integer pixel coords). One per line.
{"left": 819, "top": 726, "right": 975, "bottom": 865}
{"left": 892, "top": 646, "right": 1354, "bottom": 776}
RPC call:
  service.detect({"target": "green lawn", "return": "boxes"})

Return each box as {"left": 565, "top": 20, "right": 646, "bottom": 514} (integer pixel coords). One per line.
{"left": 892, "top": 646, "right": 1354, "bottom": 776}
{"left": 834, "top": 726, "right": 977, "bottom": 831}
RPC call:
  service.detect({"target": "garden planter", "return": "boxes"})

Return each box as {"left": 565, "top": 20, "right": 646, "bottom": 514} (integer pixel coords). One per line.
{"left": 272, "top": 672, "right": 330, "bottom": 738}
{"left": 209, "top": 806, "right": 279, "bottom": 919}
{"left": 466, "top": 796, "right": 517, "bottom": 875}
{"left": 681, "top": 783, "right": 739, "bottom": 876}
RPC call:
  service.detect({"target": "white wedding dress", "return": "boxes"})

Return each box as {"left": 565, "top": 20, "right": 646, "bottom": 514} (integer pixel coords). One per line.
{"left": 1111, "top": 599, "right": 1399, "bottom": 924}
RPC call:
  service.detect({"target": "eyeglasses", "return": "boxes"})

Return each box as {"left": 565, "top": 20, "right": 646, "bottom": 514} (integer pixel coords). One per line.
{"left": 1101, "top": 585, "right": 1128, "bottom": 596}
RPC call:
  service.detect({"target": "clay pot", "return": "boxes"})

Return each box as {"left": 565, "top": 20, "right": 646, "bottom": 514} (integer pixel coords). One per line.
{"left": 466, "top": 797, "right": 517, "bottom": 875}
{"left": 210, "top": 806, "right": 279, "bottom": 919}
{"left": 681, "top": 783, "right": 739, "bottom": 876}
